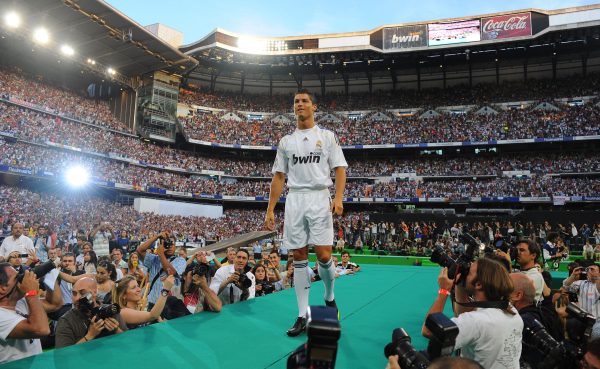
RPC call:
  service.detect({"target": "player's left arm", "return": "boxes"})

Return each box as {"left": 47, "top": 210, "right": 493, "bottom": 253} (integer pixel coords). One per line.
{"left": 332, "top": 166, "right": 346, "bottom": 216}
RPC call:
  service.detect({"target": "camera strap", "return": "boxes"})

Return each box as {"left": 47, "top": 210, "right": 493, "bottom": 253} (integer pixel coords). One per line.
{"left": 453, "top": 299, "right": 510, "bottom": 310}
{"left": 149, "top": 256, "right": 177, "bottom": 293}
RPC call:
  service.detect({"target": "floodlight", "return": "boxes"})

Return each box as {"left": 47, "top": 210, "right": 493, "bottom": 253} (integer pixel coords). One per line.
{"left": 60, "top": 44, "right": 74, "bottom": 56}
{"left": 87, "top": 58, "right": 96, "bottom": 65}
{"left": 4, "top": 11, "right": 21, "bottom": 28}
{"left": 64, "top": 166, "right": 90, "bottom": 188}
{"left": 237, "top": 37, "right": 267, "bottom": 54}
{"left": 107, "top": 67, "right": 116, "bottom": 75}
{"left": 33, "top": 27, "right": 49, "bottom": 44}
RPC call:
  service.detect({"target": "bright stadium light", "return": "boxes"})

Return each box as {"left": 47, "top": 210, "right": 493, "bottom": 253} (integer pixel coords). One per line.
{"left": 87, "top": 58, "right": 96, "bottom": 65}
{"left": 237, "top": 37, "right": 267, "bottom": 54}
{"left": 60, "top": 44, "right": 74, "bottom": 56}
{"left": 107, "top": 67, "right": 116, "bottom": 75}
{"left": 33, "top": 27, "right": 49, "bottom": 44}
{"left": 4, "top": 11, "right": 21, "bottom": 28}
{"left": 65, "top": 166, "right": 90, "bottom": 188}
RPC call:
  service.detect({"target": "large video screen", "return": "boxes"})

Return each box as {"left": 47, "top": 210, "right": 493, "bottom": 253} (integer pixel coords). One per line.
{"left": 428, "top": 20, "right": 481, "bottom": 46}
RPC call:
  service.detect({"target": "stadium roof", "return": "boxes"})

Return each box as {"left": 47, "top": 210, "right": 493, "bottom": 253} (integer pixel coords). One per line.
{"left": 5, "top": 0, "right": 197, "bottom": 79}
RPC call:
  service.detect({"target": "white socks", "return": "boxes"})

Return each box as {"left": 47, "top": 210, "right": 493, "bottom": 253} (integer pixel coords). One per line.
{"left": 293, "top": 260, "right": 311, "bottom": 317}
{"left": 318, "top": 258, "right": 335, "bottom": 302}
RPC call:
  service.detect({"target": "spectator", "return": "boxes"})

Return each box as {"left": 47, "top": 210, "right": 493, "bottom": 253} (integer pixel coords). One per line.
{"left": 83, "top": 251, "right": 98, "bottom": 274}
{"left": 88, "top": 223, "right": 115, "bottom": 257}
{"left": 111, "top": 248, "right": 127, "bottom": 274}
{"left": 95, "top": 261, "right": 117, "bottom": 304}
{"left": 126, "top": 251, "right": 147, "bottom": 286}
{"left": 0, "top": 223, "right": 34, "bottom": 263}
{"left": 514, "top": 240, "right": 545, "bottom": 304}
{"left": 113, "top": 274, "right": 175, "bottom": 329}
{"left": 55, "top": 277, "right": 127, "bottom": 348}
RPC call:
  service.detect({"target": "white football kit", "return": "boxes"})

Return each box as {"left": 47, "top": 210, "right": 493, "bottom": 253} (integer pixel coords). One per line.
{"left": 272, "top": 125, "right": 347, "bottom": 249}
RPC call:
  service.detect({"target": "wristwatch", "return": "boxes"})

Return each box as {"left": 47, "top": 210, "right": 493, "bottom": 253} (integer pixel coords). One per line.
{"left": 161, "top": 289, "right": 170, "bottom": 297}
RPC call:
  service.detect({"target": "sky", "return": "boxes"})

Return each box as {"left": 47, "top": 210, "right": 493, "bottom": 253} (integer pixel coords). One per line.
{"left": 106, "top": 0, "right": 599, "bottom": 45}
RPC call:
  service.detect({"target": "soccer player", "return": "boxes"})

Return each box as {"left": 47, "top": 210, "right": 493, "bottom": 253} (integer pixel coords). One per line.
{"left": 265, "top": 89, "right": 347, "bottom": 337}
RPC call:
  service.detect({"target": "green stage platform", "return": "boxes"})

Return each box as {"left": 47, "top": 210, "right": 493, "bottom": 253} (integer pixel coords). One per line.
{"left": 2, "top": 265, "right": 564, "bottom": 369}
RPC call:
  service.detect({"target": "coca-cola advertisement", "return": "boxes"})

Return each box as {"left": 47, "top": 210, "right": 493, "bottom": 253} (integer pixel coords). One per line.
{"left": 481, "top": 12, "right": 532, "bottom": 40}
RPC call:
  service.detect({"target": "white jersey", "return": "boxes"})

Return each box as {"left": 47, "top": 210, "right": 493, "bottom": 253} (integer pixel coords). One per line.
{"left": 272, "top": 125, "right": 347, "bottom": 190}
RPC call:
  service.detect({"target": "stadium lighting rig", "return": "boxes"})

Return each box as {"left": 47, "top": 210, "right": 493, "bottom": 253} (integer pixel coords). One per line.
{"left": 64, "top": 166, "right": 90, "bottom": 188}
{"left": 4, "top": 11, "right": 21, "bottom": 28}
{"left": 60, "top": 44, "right": 74, "bottom": 56}
{"left": 33, "top": 27, "right": 49, "bottom": 44}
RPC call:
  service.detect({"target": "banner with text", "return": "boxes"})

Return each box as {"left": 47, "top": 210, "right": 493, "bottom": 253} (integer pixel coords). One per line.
{"left": 383, "top": 25, "right": 427, "bottom": 50}
{"left": 481, "top": 13, "right": 532, "bottom": 40}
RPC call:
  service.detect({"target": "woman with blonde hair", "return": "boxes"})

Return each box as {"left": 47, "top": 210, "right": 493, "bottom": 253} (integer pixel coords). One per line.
{"left": 112, "top": 274, "right": 175, "bottom": 329}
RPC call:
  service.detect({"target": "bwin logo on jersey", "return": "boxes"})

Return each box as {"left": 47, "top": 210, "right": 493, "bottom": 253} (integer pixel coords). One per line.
{"left": 292, "top": 153, "right": 321, "bottom": 165}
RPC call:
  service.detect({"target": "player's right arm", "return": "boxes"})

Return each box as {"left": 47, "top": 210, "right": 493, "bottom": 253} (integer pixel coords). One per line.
{"left": 265, "top": 172, "right": 285, "bottom": 231}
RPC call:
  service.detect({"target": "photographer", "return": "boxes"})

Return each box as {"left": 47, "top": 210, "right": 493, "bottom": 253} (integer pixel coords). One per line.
{"left": 563, "top": 264, "right": 600, "bottom": 318}
{"left": 88, "top": 222, "right": 115, "bottom": 257}
{"left": 55, "top": 277, "right": 127, "bottom": 348}
{"left": 0, "top": 223, "right": 34, "bottom": 263}
{"left": 180, "top": 262, "right": 221, "bottom": 314}
{"left": 0, "top": 263, "right": 50, "bottom": 363}
{"left": 543, "top": 233, "right": 564, "bottom": 270}
{"left": 252, "top": 264, "right": 277, "bottom": 297}
{"left": 515, "top": 240, "right": 546, "bottom": 303}
{"left": 137, "top": 231, "right": 186, "bottom": 310}
{"left": 113, "top": 275, "right": 176, "bottom": 329}
{"left": 510, "top": 273, "right": 563, "bottom": 368}
{"left": 422, "top": 258, "right": 523, "bottom": 369}
{"left": 210, "top": 249, "right": 255, "bottom": 305}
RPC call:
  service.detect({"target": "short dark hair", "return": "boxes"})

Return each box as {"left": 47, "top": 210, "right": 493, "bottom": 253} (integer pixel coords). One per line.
{"left": 0, "top": 262, "right": 12, "bottom": 286}
{"left": 237, "top": 249, "right": 250, "bottom": 259}
{"left": 294, "top": 88, "right": 316, "bottom": 104}
{"left": 547, "top": 232, "right": 559, "bottom": 243}
{"left": 268, "top": 250, "right": 279, "bottom": 257}
{"left": 517, "top": 239, "right": 541, "bottom": 261}
{"left": 341, "top": 251, "right": 350, "bottom": 257}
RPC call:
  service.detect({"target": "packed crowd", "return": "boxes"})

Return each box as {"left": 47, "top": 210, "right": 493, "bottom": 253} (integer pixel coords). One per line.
{"left": 2, "top": 138, "right": 600, "bottom": 198}
{"left": 335, "top": 216, "right": 600, "bottom": 257}
{"left": 181, "top": 102, "right": 600, "bottom": 146}
{"left": 180, "top": 72, "right": 600, "bottom": 111}
{"left": 0, "top": 185, "right": 272, "bottom": 243}
{"left": 0, "top": 69, "right": 132, "bottom": 134}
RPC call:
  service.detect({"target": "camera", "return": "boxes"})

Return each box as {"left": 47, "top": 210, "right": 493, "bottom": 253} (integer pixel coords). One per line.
{"left": 78, "top": 292, "right": 121, "bottom": 320}
{"left": 521, "top": 316, "right": 565, "bottom": 369}
{"left": 430, "top": 232, "right": 486, "bottom": 285}
{"left": 236, "top": 271, "right": 253, "bottom": 290}
{"left": 494, "top": 239, "right": 518, "bottom": 261}
{"left": 384, "top": 313, "right": 458, "bottom": 369}
{"left": 16, "top": 260, "right": 56, "bottom": 283}
{"left": 158, "top": 235, "right": 174, "bottom": 248}
{"left": 288, "top": 306, "right": 341, "bottom": 369}
{"left": 565, "top": 302, "right": 596, "bottom": 347}
{"left": 192, "top": 263, "right": 210, "bottom": 279}
{"left": 256, "top": 281, "right": 275, "bottom": 296}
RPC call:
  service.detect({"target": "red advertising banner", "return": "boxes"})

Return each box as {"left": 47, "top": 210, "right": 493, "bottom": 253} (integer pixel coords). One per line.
{"left": 481, "top": 12, "right": 532, "bottom": 40}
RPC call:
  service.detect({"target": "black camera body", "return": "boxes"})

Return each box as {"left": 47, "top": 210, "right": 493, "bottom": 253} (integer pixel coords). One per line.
{"left": 521, "top": 316, "right": 566, "bottom": 369}
{"left": 430, "top": 233, "right": 485, "bottom": 285}
{"left": 288, "top": 306, "right": 341, "bottom": 369}
{"left": 94, "top": 303, "right": 121, "bottom": 320}
{"left": 158, "top": 235, "right": 174, "bottom": 248}
{"left": 257, "top": 281, "right": 275, "bottom": 296}
{"left": 384, "top": 313, "right": 458, "bottom": 369}
{"left": 236, "top": 271, "right": 253, "bottom": 290}
{"left": 192, "top": 263, "right": 210, "bottom": 279}
{"left": 16, "top": 260, "right": 56, "bottom": 284}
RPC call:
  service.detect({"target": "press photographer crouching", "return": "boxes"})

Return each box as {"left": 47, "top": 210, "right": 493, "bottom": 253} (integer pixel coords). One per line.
{"left": 55, "top": 277, "right": 127, "bottom": 348}
{"left": 0, "top": 263, "right": 50, "bottom": 363}
{"left": 423, "top": 257, "right": 523, "bottom": 369}
{"left": 210, "top": 249, "right": 255, "bottom": 305}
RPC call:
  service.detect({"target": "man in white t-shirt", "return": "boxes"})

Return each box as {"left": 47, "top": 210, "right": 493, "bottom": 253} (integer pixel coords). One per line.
{"left": 0, "top": 263, "right": 50, "bottom": 364}
{"left": 422, "top": 258, "right": 523, "bottom": 369}
{"left": 515, "top": 240, "right": 545, "bottom": 304}
{"left": 265, "top": 89, "right": 347, "bottom": 337}
{"left": 0, "top": 223, "right": 34, "bottom": 263}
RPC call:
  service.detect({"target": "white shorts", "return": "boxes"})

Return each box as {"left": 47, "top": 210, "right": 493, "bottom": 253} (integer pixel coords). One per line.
{"left": 283, "top": 189, "right": 333, "bottom": 250}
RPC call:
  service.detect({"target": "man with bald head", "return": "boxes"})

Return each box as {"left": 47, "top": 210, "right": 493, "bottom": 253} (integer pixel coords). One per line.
{"left": 55, "top": 277, "right": 127, "bottom": 348}
{"left": 0, "top": 223, "right": 34, "bottom": 263}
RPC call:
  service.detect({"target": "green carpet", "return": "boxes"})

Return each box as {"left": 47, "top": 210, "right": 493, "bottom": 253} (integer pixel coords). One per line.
{"left": 2, "top": 265, "right": 564, "bottom": 369}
